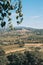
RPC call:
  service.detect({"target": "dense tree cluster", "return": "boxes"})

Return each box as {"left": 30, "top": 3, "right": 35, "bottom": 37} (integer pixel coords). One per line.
{"left": 0, "top": 49, "right": 7, "bottom": 65}
{"left": 0, "top": 50, "right": 43, "bottom": 65}
{"left": 6, "top": 51, "right": 43, "bottom": 65}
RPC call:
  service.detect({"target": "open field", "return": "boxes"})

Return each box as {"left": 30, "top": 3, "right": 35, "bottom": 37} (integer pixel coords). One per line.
{"left": 0, "top": 43, "right": 43, "bottom": 54}
{"left": 0, "top": 29, "right": 43, "bottom": 65}
{"left": 0, "top": 29, "right": 43, "bottom": 43}
{"left": 0, "top": 29, "right": 43, "bottom": 55}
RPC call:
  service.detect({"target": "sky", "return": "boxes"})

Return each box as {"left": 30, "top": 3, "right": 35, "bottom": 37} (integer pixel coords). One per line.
{"left": 11, "top": 0, "right": 43, "bottom": 29}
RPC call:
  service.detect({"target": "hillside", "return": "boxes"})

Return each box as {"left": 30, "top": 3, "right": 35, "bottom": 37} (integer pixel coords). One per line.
{"left": 0, "top": 27, "right": 43, "bottom": 45}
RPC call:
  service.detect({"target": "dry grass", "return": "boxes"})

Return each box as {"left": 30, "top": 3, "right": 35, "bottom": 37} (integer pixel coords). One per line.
{"left": 0, "top": 30, "right": 43, "bottom": 54}
{"left": 0, "top": 43, "right": 43, "bottom": 54}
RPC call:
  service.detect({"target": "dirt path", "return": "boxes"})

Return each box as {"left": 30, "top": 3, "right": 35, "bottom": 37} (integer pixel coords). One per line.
{"left": 5, "top": 48, "right": 25, "bottom": 54}
{"left": 1, "top": 43, "right": 43, "bottom": 54}
{"left": 25, "top": 43, "right": 43, "bottom": 47}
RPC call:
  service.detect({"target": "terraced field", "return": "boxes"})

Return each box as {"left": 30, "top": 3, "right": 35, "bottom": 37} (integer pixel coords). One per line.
{"left": 0, "top": 30, "right": 43, "bottom": 55}
{"left": 0, "top": 43, "right": 43, "bottom": 54}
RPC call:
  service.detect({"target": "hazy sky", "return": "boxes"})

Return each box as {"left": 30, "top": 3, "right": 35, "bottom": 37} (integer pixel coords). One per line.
{"left": 11, "top": 0, "right": 43, "bottom": 29}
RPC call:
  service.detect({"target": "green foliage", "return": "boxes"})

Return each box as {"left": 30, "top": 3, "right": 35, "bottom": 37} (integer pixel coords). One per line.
{"left": 1, "top": 21, "right": 6, "bottom": 28}
{"left": 7, "top": 52, "right": 28, "bottom": 65}
{"left": 16, "top": 0, "right": 23, "bottom": 25}
{"left": 34, "top": 47, "right": 41, "bottom": 52}
{"left": 0, "top": 49, "right": 43, "bottom": 65}
{"left": 0, "top": 0, "right": 23, "bottom": 29}
{"left": 7, "top": 51, "right": 43, "bottom": 65}
{"left": 24, "top": 51, "right": 43, "bottom": 65}
{"left": 0, "top": 56, "right": 7, "bottom": 65}
{"left": 24, "top": 51, "right": 36, "bottom": 65}
{"left": 19, "top": 41, "right": 25, "bottom": 47}
{"left": 16, "top": 40, "right": 25, "bottom": 47}
{"left": 0, "top": 49, "right": 7, "bottom": 65}
{"left": 8, "top": 21, "right": 14, "bottom": 30}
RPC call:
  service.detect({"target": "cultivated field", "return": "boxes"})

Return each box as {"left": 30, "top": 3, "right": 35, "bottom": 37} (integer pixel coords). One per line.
{"left": 0, "top": 43, "right": 43, "bottom": 54}
{"left": 0, "top": 29, "right": 43, "bottom": 55}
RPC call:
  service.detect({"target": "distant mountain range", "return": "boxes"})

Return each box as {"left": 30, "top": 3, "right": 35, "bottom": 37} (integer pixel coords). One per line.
{"left": 14, "top": 26, "right": 43, "bottom": 30}
{"left": 0, "top": 26, "right": 43, "bottom": 35}
{"left": 14, "top": 26, "right": 43, "bottom": 35}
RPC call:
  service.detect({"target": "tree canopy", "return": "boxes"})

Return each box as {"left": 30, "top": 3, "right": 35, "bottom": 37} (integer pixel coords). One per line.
{"left": 0, "top": 0, "right": 23, "bottom": 29}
